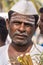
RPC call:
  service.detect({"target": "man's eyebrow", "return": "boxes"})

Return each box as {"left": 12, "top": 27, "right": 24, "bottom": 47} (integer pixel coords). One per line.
{"left": 10, "top": 16, "right": 35, "bottom": 22}
{"left": 10, "top": 19, "right": 35, "bottom": 25}
{"left": 25, "top": 21, "right": 35, "bottom": 25}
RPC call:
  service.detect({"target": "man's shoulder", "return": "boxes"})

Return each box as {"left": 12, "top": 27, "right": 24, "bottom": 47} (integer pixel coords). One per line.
{"left": 30, "top": 44, "right": 43, "bottom": 56}
{"left": 0, "top": 44, "right": 10, "bottom": 65}
{"left": 36, "top": 44, "right": 43, "bottom": 48}
{"left": 30, "top": 44, "right": 43, "bottom": 65}
{"left": 34, "top": 44, "right": 43, "bottom": 52}
{"left": 0, "top": 44, "right": 9, "bottom": 55}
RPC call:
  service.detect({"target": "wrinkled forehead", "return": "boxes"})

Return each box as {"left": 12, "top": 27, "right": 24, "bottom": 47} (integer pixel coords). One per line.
{"left": 10, "top": 12, "right": 35, "bottom": 22}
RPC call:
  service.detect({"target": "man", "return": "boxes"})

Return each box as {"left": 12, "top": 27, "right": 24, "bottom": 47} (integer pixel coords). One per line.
{"left": 0, "top": 17, "right": 8, "bottom": 46}
{"left": 0, "top": 0, "right": 43, "bottom": 65}
{"left": 0, "top": 13, "right": 11, "bottom": 45}
{"left": 32, "top": 7, "right": 43, "bottom": 46}
{"left": 37, "top": 7, "right": 43, "bottom": 46}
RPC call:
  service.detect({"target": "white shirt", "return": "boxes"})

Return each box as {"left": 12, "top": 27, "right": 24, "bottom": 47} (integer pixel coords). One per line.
{"left": 0, "top": 44, "right": 43, "bottom": 65}
{"left": 37, "top": 34, "right": 43, "bottom": 46}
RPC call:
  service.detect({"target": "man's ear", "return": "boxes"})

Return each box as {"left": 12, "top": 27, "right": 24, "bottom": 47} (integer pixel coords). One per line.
{"left": 35, "top": 24, "right": 38, "bottom": 29}
{"left": 6, "top": 19, "right": 9, "bottom": 30}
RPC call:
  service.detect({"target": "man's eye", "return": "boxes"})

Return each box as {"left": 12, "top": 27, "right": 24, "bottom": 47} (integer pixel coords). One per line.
{"left": 14, "top": 22, "right": 20, "bottom": 25}
{"left": 12, "top": 21, "right": 21, "bottom": 25}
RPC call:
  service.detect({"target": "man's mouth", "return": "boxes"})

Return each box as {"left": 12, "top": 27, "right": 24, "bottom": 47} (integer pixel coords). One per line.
{"left": 14, "top": 34, "right": 27, "bottom": 39}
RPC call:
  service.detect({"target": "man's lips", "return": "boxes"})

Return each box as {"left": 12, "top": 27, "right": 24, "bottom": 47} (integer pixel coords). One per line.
{"left": 14, "top": 34, "right": 27, "bottom": 39}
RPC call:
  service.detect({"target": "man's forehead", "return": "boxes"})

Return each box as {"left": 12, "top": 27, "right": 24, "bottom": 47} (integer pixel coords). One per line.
{"left": 11, "top": 12, "right": 34, "bottom": 18}
{"left": 11, "top": 12, "right": 35, "bottom": 21}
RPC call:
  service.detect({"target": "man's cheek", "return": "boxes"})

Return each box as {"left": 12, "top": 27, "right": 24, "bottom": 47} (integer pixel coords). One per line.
{"left": 27, "top": 28, "right": 32, "bottom": 34}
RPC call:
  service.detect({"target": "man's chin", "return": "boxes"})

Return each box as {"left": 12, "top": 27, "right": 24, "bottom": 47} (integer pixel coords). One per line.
{"left": 12, "top": 40, "right": 27, "bottom": 46}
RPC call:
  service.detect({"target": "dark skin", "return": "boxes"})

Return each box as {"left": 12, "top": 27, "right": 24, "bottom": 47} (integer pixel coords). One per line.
{"left": 6, "top": 12, "right": 36, "bottom": 65}
{"left": 39, "top": 13, "right": 43, "bottom": 34}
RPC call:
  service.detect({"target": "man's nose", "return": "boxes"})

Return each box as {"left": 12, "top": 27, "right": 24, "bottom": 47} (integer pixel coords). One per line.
{"left": 18, "top": 23, "right": 25, "bottom": 32}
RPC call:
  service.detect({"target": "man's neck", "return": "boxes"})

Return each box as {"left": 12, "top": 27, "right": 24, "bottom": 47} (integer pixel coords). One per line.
{"left": 8, "top": 41, "right": 33, "bottom": 60}
{"left": 10, "top": 41, "right": 33, "bottom": 52}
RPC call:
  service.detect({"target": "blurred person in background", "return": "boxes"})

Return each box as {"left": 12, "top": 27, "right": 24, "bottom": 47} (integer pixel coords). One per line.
{"left": 38, "top": 7, "right": 43, "bottom": 46}
{"left": 32, "top": 7, "right": 43, "bottom": 46}
{"left": 0, "top": 13, "right": 12, "bottom": 44}
{"left": 0, "top": 17, "right": 8, "bottom": 47}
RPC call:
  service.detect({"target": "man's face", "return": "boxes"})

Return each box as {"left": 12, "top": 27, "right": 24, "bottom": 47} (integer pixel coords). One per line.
{"left": 8, "top": 13, "right": 35, "bottom": 46}
{"left": 39, "top": 13, "right": 43, "bottom": 34}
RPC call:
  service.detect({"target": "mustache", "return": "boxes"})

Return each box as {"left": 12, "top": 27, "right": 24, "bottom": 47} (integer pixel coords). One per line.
{"left": 12, "top": 30, "right": 28, "bottom": 38}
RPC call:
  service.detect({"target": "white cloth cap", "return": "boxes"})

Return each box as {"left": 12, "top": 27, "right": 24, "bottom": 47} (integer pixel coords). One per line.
{"left": 11, "top": 0, "right": 38, "bottom": 15}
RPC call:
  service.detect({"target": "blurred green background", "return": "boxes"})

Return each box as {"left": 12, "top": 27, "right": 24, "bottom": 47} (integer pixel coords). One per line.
{"left": 0, "top": 0, "right": 43, "bottom": 12}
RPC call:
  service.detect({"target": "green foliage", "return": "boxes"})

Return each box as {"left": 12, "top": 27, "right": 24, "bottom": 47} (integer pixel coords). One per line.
{"left": 0, "top": 0, "right": 43, "bottom": 12}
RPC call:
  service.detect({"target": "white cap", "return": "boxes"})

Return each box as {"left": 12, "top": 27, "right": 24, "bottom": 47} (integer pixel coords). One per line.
{"left": 11, "top": 0, "right": 38, "bottom": 15}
